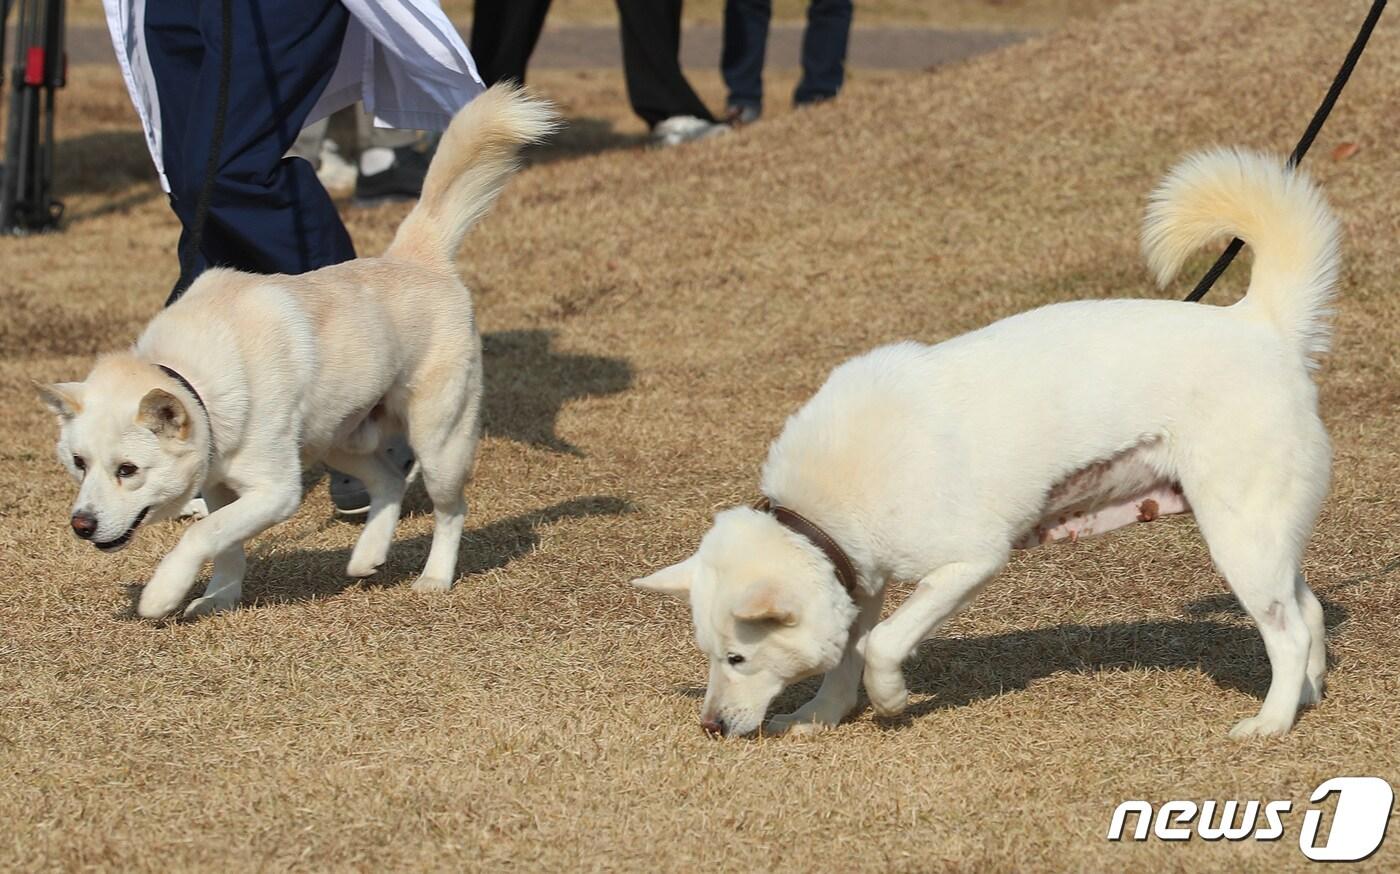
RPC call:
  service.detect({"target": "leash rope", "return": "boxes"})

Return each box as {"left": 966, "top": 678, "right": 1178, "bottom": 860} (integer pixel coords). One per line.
{"left": 1186, "top": 0, "right": 1387, "bottom": 302}
{"left": 167, "top": 0, "right": 233, "bottom": 307}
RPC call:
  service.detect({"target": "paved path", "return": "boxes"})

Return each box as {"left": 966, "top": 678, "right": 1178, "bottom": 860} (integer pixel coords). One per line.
{"left": 55, "top": 24, "right": 1032, "bottom": 71}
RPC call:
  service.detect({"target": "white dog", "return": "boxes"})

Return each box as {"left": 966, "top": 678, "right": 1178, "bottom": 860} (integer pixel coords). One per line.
{"left": 635, "top": 148, "right": 1340, "bottom": 739}
{"left": 37, "top": 85, "right": 558, "bottom": 619}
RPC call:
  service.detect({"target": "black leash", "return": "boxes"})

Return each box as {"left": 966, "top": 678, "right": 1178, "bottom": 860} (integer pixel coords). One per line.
{"left": 167, "top": 0, "right": 233, "bottom": 307}
{"left": 1186, "top": 0, "right": 1386, "bottom": 302}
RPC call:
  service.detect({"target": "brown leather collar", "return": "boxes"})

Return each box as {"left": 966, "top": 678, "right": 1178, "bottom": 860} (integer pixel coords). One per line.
{"left": 754, "top": 497, "right": 860, "bottom": 597}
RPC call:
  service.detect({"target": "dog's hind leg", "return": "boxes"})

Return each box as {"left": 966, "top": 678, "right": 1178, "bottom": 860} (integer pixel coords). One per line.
{"left": 405, "top": 378, "right": 482, "bottom": 593}
{"left": 183, "top": 483, "right": 245, "bottom": 619}
{"left": 1296, "top": 571, "right": 1328, "bottom": 706}
{"left": 1187, "top": 475, "right": 1322, "bottom": 738}
{"left": 326, "top": 448, "right": 408, "bottom": 579}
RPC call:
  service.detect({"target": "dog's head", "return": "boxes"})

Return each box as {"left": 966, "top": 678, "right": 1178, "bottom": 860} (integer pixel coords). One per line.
{"left": 633, "top": 506, "right": 859, "bottom": 737}
{"left": 36, "top": 355, "right": 210, "bottom": 552}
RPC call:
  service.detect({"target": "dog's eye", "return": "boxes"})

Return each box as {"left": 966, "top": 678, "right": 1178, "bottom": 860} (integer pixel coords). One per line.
{"left": 72, "top": 456, "right": 86, "bottom": 472}
{"left": 727, "top": 654, "right": 745, "bottom": 666}
{"left": 116, "top": 463, "right": 138, "bottom": 479}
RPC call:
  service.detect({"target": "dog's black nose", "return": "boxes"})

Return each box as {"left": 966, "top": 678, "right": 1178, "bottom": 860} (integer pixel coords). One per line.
{"left": 700, "top": 717, "right": 725, "bottom": 737}
{"left": 71, "top": 511, "right": 98, "bottom": 539}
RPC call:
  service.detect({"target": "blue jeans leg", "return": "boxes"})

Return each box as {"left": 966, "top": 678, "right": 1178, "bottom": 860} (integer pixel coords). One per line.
{"left": 722, "top": 0, "right": 771, "bottom": 112}
{"left": 794, "top": 0, "right": 852, "bottom": 104}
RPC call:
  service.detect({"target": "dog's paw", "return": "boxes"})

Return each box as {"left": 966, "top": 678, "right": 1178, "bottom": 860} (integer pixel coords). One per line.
{"left": 864, "top": 666, "right": 909, "bottom": 718}
{"left": 1228, "top": 713, "right": 1295, "bottom": 739}
{"left": 136, "top": 589, "right": 182, "bottom": 620}
{"left": 411, "top": 574, "right": 454, "bottom": 593}
{"left": 345, "top": 557, "right": 384, "bottom": 578}
{"left": 183, "top": 594, "right": 238, "bottom": 619}
{"left": 766, "top": 713, "right": 835, "bottom": 738}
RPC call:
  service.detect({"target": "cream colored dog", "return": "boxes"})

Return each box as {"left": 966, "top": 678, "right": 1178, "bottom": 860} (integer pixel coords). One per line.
{"left": 635, "top": 148, "right": 1340, "bottom": 739}
{"left": 38, "top": 85, "right": 558, "bottom": 619}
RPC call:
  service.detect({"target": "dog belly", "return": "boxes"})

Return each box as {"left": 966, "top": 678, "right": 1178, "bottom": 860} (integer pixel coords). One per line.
{"left": 1014, "top": 441, "right": 1191, "bottom": 549}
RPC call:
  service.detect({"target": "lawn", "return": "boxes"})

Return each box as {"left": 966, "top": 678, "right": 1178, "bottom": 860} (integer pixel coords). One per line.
{"left": 63, "top": 0, "right": 1122, "bottom": 29}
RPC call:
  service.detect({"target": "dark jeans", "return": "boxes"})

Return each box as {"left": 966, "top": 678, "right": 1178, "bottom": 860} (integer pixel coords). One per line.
{"left": 722, "top": 0, "right": 853, "bottom": 110}
{"left": 470, "top": 0, "right": 712, "bottom": 128}
{"left": 145, "top": 0, "right": 356, "bottom": 299}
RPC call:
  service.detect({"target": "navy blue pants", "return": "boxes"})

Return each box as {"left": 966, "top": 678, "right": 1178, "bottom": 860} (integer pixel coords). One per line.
{"left": 145, "top": 0, "right": 356, "bottom": 299}
{"left": 722, "top": 0, "right": 853, "bottom": 111}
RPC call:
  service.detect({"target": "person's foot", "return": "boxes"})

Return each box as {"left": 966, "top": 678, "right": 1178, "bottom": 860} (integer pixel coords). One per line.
{"left": 329, "top": 470, "right": 372, "bottom": 516}
{"left": 650, "top": 116, "right": 729, "bottom": 148}
{"left": 724, "top": 104, "right": 761, "bottom": 127}
{"left": 794, "top": 94, "right": 836, "bottom": 110}
{"left": 329, "top": 436, "right": 419, "bottom": 516}
{"left": 353, "top": 145, "right": 432, "bottom": 206}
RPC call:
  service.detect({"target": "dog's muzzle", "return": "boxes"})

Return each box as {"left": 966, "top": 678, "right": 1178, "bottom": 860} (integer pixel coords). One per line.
{"left": 92, "top": 507, "right": 150, "bottom": 553}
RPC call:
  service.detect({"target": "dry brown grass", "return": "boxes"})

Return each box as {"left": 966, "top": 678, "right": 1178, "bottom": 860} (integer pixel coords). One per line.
{"left": 460, "top": 0, "right": 1123, "bottom": 28}
{"left": 64, "top": 0, "right": 1121, "bottom": 29}
{"left": 4, "top": 0, "right": 1400, "bottom": 870}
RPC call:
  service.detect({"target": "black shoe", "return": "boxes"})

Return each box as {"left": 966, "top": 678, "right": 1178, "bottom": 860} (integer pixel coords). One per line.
{"left": 329, "top": 436, "right": 420, "bottom": 517}
{"left": 723, "top": 104, "right": 761, "bottom": 127}
{"left": 353, "top": 146, "right": 432, "bottom": 206}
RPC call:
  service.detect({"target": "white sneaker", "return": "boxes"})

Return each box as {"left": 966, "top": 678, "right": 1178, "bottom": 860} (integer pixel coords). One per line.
{"left": 650, "top": 116, "right": 729, "bottom": 148}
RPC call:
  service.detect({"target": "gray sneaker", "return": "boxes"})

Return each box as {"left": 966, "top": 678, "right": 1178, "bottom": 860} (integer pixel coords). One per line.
{"left": 329, "top": 435, "right": 419, "bottom": 516}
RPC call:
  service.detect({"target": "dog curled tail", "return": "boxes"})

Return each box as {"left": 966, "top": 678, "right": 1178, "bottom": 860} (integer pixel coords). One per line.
{"left": 387, "top": 83, "right": 561, "bottom": 266}
{"left": 1142, "top": 147, "right": 1342, "bottom": 367}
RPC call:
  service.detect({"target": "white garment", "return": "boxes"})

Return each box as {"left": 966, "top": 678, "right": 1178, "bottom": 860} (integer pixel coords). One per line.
{"left": 101, "top": 0, "right": 483, "bottom": 191}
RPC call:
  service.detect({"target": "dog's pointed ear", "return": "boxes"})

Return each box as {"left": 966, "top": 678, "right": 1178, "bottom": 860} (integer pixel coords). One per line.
{"left": 35, "top": 381, "right": 85, "bottom": 419}
{"left": 733, "top": 581, "right": 801, "bottom": 626}
{"left": 632, "top": 555, "right": 698, "bottom": 599}
{"left": 137, "top": 388, "right": 191, "bottom": 440}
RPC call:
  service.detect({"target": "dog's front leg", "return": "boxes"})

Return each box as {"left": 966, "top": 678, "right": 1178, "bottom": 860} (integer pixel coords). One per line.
{"left": 768, "top": 586, "right": 887, "bottom": 736}
{"left": 862, "top": 559, "right": 1004, "bottom": 717}
{"left": 138, "top": 480, "right": 300, "bottom": 620}
{"left": 182, "top": 483, "right": 245, "bottom": 619}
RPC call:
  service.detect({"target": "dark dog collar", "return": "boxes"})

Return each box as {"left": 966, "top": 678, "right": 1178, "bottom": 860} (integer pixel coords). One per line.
{"left": 158, "top": 364, "right": 214, "bottom": 453}
{"left": 754, "top": 497, "right": 860, "bottom": 597}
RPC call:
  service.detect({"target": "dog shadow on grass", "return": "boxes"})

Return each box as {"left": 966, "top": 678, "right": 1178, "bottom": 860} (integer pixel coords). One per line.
{"left": 231, "top": 495, "right": 634, "bottom": 608}
{"left": 876, "top": 594, "right": 1350, "bottom": 727}
{"left": 682, "top": 594, "right": 1351, "bottom": 729}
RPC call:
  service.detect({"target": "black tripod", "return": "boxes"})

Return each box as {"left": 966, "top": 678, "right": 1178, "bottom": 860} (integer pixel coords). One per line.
{"left": 0, "top": 0, "right": 65, "bottom": 234}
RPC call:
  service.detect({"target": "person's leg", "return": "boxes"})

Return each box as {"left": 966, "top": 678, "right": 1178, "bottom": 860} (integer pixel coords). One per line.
{"left": 721, "top": 0, "right": 772, "bottom": 118}
{"left": 470, "top": 0, "right": 554, "bottom": 86}
{"left": 160, "top": 0, "right": 355, "bottom": 292}
{"left": 794, "top": 0, "right": 853, "bottom": 105}
{"left": 615, "top": 0, "right": 715, "bottom": 128}
{"left": 143, "top": 0, "right": 210, "bottom": 286}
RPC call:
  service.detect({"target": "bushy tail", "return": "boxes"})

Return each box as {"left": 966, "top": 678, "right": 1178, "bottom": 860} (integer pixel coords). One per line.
{"left": 387, "top": 83, "right": 560, "bottom": 265}
{"left": 1142, "top": 147, "right": 1341, "bottom": 366}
